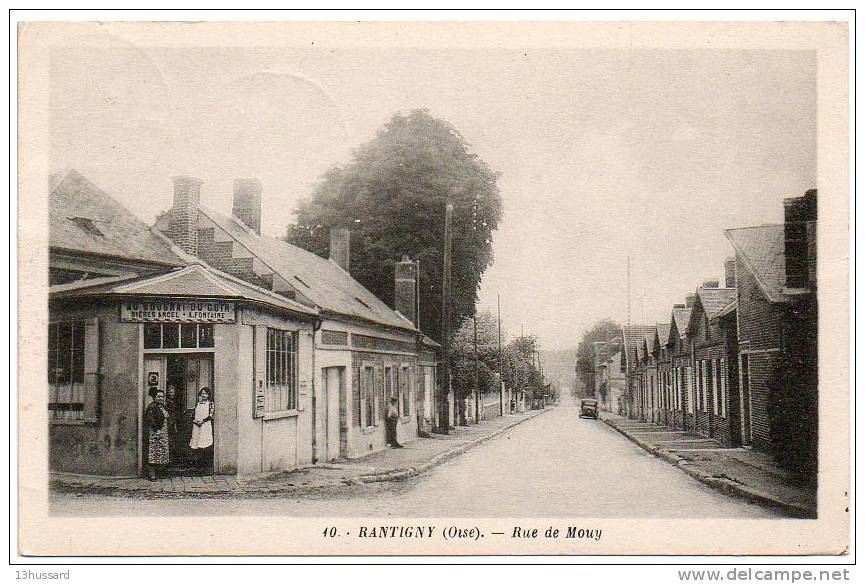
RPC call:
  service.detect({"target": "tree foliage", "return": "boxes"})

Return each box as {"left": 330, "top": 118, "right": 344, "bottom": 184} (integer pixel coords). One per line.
{"left": 285, "top": 109, "right": 503, "bottom": 342}
{"left": 503, "top": 334, "right": 546, "bottom": 400}
{"left": 575, "top": 319, "right": 622, "bottom": 397}
{"left": 450, "top": 311, "right": 502, "bottom": 399}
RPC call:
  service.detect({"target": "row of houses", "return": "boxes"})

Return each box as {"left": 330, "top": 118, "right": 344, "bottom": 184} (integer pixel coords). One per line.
{"left": 595, "top": 189, "right": 817, "bottom": 465}
{"left": 48, "top": 169, "right": 461, "bottom": 478}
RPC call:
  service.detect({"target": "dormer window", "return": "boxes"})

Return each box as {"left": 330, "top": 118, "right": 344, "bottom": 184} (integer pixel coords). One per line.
{"left": 69, "top": 216, "right": 104, "bottom": 237}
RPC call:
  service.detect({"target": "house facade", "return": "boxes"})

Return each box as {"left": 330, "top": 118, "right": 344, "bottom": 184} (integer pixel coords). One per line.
{"left": 622, "top": 325, "right": 655, "bottom": 420}
{"left": 724, "top": 189, "right": 817, "bottom": 455}
{"left": 686, "top": 281, "right": 738, "bottom": 445}
{"left": 668, "top": 301, "right": 693, "bottom": 431}
{"left": 654, "top": 324, "right": 672, "bottom": 426}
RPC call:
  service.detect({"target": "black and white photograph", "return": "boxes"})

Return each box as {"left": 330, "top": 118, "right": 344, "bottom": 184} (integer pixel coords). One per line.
{"left": 14, "top": 15, "right": 850, "bottom": 560}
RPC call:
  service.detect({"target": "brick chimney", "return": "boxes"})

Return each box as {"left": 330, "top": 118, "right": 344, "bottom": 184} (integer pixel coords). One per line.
{"left": 394, "top": 255, "right": 418, "bottom": 328}
{"left": 329, "top": 228, "right": 351, "bottom": 272}
{"left": 702, "top": 279, "right": 720, "bottom": 289}
{"left": 685, "top": 294, "right": 696, "bottom": 308}
{"left": 724, "top": 257, "right": 737, "bottom": 288}
{"left": 232, "top": 178, "right": 262, "bottom": 235}
{"left": 783, "top": 189, "right": 817, "bottom": 289}
{"left": 169, "top": 176, "right": 202, "bottom": 255}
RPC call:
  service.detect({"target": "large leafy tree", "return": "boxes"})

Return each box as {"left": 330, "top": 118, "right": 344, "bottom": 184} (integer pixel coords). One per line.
{"left": 575, "top": 319, "right": 622, "bottom": 397}
{"left": 285, "top": 109, "right": 503, "bottom": 342}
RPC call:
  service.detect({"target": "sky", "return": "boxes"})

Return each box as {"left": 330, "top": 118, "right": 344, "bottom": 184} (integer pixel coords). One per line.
{"left": 50, "top": 43, "right": 816, "bottom": 350}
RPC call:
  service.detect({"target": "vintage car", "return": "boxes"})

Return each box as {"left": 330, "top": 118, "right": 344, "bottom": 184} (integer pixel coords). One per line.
{"left": 579, "top": 398, "right": 599, "bottom": 419}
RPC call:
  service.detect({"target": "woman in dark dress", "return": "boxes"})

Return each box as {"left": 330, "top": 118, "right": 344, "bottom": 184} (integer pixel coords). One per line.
{"left": 144, "top": 386, "right": 170, "bottom": 480}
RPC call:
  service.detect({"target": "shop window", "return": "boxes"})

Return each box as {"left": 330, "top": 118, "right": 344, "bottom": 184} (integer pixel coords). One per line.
{"left": 163, "top": 323, "right": 180, "bottom": 348}
{"left": 144, "top": 323, "right": 162, "bottom": 349}
{"left": 48, "top": 321, "right": 86, "bottom": 421}
{"left": 180, "top": 324, "right": 198, "bottom": 348}
{"left": 265, "top": 328, "right": 297, "bottom": 413}
{"left": 143, "top": 323, "right": 214, "bottom": 350}
{"left": 198, "top": 324, "right": 214, "bottom": 348}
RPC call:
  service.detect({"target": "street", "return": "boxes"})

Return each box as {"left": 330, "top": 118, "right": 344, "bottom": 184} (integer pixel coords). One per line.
{"left": 52, "top": 401, "right": 779, "bottom": 518}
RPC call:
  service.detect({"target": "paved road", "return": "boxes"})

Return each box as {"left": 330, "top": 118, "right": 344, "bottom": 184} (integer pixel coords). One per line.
{"left": 52, "top": 403, "right": 779, "bottom": 518}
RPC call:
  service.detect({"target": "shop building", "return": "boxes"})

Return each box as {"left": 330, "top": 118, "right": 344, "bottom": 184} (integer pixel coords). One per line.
{"left": 48, "top": 170, "right": 319, "bottom": 477}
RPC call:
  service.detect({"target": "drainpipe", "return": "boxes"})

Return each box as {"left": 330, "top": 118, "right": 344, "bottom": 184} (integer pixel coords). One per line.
{"left": 310, "top": 317, "right": 323, "bottom": 463}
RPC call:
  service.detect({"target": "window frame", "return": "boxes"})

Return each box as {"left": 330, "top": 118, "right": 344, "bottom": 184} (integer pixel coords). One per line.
{"left": 265, "top": 327, "right": 298, "bottom": 414}
{"left": 48, "top": 320, "right": 87, "bottom": 422}
{"left": 362, "top": 364, "right": 376, "bottom": 428}
{"left": 399, "top": 364, "right": 411, "bottom": 418}
{"left": 143, "top": 322, "right": 216, "bottom": 352}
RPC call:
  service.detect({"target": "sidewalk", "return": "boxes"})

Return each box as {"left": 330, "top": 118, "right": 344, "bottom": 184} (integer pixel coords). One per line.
{"left": 51, "top": 407, "right": 551, "bottom": 498}
{"left": 601, "top": 413, "right": 816, "bottom": 517}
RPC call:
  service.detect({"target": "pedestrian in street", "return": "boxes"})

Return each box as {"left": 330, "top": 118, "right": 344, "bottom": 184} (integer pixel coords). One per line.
{"left": 386, "top": 396, "right": 403, "bottom": 448}
{"left": 144, "top": 386, "right": 170, "bottom": 481}
{"left": 189, "top": 387, "right": 214, "bottom": 474}
{"left": 510, "top": 397, "right": 516, "bottom": 415}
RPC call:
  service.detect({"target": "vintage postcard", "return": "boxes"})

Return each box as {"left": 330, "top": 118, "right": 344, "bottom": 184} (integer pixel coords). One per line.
{"left": 15, "top": 17, "right": 850, "bottom": 558}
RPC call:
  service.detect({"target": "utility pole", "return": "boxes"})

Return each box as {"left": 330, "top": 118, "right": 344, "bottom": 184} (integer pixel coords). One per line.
{"left": 439, "top": 202, "right": 454, "bottom": 435}
{"left": 473, "top": 312, "right": 479, "bottom": 424}
{"left": 627, "top": 255, "right": 631, "bottom": 326}
{"left": 497, "top": 293, "right": 503, "bottom": 416}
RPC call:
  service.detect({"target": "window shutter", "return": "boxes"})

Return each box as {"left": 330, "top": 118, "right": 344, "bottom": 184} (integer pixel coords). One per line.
{"left": 253, "top": 325, "right": 267, "bottom": 418}
{"left": 82, "top": 318, "right": 100, "bottom": 423}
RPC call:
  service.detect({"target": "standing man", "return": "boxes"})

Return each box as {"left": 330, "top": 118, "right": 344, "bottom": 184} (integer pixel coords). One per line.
{"left": 386, "top": 396, "right": 403, "bottom": 448}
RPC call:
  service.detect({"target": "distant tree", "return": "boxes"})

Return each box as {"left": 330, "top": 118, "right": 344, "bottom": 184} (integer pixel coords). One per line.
{"left": 450, "top": 311, "right": 502, "bottom": 399}
{"left": 502, "top": 334, "right": 545, "bottom": 400}
{"left": 285, "top": 109, "right": 503, "bottom": 343}
{"left": 575, "top": 319, "right": 622, "bottom": 397}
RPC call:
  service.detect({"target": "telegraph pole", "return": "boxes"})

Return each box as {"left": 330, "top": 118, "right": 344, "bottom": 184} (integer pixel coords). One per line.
{"left": 439, "top": 202, "right": 454, "bottom": 435}
{"left": 497, "top": 293, "right": 503, "bottom": 416}
{"left": 473, "top": 312, "right": 479, "bottom": 423}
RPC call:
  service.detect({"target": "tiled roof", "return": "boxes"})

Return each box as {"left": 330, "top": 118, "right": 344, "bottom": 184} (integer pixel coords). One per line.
{"left": 696, "top": 287, "right": 738, "bottom": 320}
{"left": 724, "top": 224, "right": 793, "bottom": 303}
{"left": 656, "top": 323, "right": 672, "bottom": 347}
{"left": 622, "top": 325, "right": 655, "bottom": 370}
{"left": 715, "top": 298, "right": 738, "bottom": 320}
{"left": 198, "top": 206, "right": 417, "bottom": 332}
{"left": 671, "top": 307, "right": 692, "bottom": 339}
{"left": 50, "top": 169, "right": 185, "bottom": 267}
{"left": 49, "top": 263, "right": 319, "bottom": 318}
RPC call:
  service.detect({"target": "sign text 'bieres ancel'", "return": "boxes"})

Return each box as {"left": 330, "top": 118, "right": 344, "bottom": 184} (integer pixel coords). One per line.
{"left": 120, "top": 299, "right": 236, "bottom": 323}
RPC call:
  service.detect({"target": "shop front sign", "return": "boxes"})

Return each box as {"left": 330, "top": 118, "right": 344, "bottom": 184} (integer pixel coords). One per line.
{"left": 120, "top": 299, "right": 236, "bottom": 323}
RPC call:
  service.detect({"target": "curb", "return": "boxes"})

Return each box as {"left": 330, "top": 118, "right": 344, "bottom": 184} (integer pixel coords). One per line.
{"left": 52, "top": 409, "right": 552, "bottom": 497}
{"left": 358, "top": 408, "right": 552, "bottom": 484}
{"left": 601, "top": 417, "right": 813, "bottom": 518}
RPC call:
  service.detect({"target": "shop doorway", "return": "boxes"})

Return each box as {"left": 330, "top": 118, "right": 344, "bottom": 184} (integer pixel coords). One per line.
{"left": 143, "top": 353, "right": 214, "bottom": 475}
